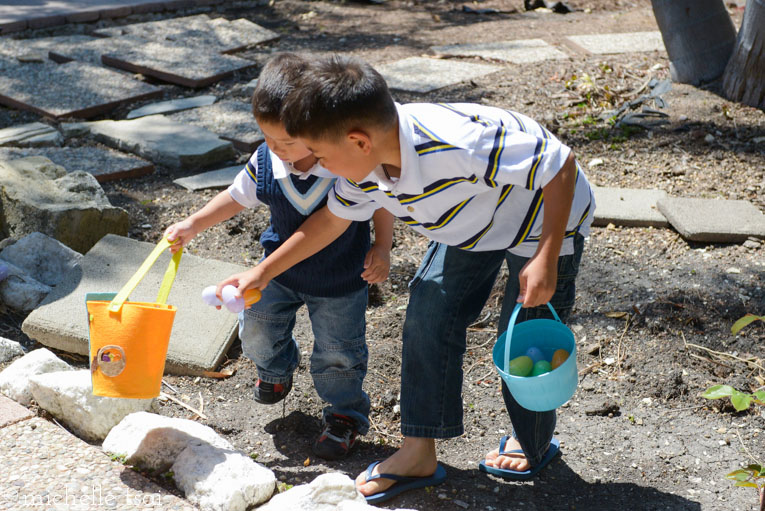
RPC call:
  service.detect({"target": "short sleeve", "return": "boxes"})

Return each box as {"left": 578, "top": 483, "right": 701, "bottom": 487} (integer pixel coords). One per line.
{"left": 326, "top": 178, "right": 377, "bottom": 221}
{"left": 227, "top": 154, "right": 262, "bottom": 208}
{"left": 472, "top": 123, "right": 571, "bottom": 191}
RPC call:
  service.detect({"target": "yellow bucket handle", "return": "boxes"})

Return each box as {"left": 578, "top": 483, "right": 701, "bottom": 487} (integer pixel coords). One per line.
{"left": 108, "top": 237, "right": 183, "bottom": 313}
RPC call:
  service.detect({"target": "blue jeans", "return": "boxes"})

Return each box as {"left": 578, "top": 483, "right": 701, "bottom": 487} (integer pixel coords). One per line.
{"left": 400, "top": 234, "right": 584, "bottom": 466}
{"left": 239, "top": 280, "right": 370, "bottom": 434}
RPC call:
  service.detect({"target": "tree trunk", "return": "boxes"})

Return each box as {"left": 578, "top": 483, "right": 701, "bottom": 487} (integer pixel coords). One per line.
{"left": 723, "top": 0, "right": 765, "bottom": 109}
{"left": 651, "top": 0, "right": 737, "bottom": 84}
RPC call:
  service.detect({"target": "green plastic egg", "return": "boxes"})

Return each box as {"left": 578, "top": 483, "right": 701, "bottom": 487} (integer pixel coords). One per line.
{"left": 508, "top": 355, "right": 533, "bottom": 377}
{"left": 531, "top": 360, "right": 552, "bottom": 376}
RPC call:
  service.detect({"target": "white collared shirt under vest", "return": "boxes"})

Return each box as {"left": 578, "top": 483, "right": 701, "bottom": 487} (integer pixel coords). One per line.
{"left": 327, "top": 103, "right": 596, "bottom": 257}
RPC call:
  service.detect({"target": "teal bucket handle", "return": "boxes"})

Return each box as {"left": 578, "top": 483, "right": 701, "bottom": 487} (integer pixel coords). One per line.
{"left": 504, "top": 302, "right": 562, "bottom": 375}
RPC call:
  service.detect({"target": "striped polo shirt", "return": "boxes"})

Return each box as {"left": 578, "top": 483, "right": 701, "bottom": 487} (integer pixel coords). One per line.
{"left": 327, "top": 102, "right": 595, "bottom": 257}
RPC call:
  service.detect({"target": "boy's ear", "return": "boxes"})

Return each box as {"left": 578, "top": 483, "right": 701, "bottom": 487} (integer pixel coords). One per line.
{"left": 347, "top": 130, "right": 372, "bottom": 154}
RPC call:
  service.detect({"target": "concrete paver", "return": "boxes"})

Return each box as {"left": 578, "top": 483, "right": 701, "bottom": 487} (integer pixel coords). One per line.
{"left": 567, "top": 31, "right": 665, "bottom": 54}
{"left": 127, "top": 95, "right": 218, "bottom": 120}
{"left": 168, "top": 99, "right": 263, "bottom": 153}
{"left": 0, "top": 395, "right": 33, "bottom": 428}
{"left": 22, "top": 234, "right": 250, "bottom": 376}
{"left": 657, "top": 198, "right": 765, "bottom": 243}
{"left": 376, "top": 56, "right": 501, "bottom": 93}
{"left": 432, "top": 39, "right": 569, "bottom": 64}
{"left": 173, "top": 164, "right": 241, "bottom": 191}
{"left": 592, "top": 186, "right": 669, "bottom": 228}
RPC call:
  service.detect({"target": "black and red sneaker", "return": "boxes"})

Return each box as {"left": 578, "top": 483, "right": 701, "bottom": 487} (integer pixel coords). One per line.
{"left": 252, "top": 375, "right": 292, "bottom": 405}
{"left": 312, "top": 414, "right": 359, "bottom": 460}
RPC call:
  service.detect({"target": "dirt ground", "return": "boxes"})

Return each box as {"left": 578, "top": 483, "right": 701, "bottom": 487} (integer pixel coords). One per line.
{"left": 1, "top": 0, "right": 764, "bottom": 509}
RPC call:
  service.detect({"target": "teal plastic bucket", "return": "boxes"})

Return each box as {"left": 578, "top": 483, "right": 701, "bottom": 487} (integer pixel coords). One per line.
{"left": 493, "top": 303, "right": 577, "bottom": 412}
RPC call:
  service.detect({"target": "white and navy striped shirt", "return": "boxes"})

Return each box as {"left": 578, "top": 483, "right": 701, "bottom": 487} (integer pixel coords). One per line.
{"left": 327, "top": 103, "right": 595, "bottom": 257}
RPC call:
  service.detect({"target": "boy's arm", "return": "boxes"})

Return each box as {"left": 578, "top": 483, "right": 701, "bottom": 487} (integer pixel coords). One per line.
{"left": 517, "top": 151, "right": 577, "bottom": 307}
{"left": 362, "top": 208, "right": 394, "bottom": 283}
{"left": 217, "top": 205, "right": 352, "bottom": 295}
{"left": 164, "top": 190, "right": 245, "bottom": 253}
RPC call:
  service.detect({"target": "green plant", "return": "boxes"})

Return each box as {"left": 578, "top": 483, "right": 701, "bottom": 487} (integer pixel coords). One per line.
{"left": 726, "top": 465, "right": 765, "bottom": 511}
{"left": 732, "top": 314, "right": 765, "bottom": 335}
{"left": 702, "top": 385, "right": 765, "bottom": 412}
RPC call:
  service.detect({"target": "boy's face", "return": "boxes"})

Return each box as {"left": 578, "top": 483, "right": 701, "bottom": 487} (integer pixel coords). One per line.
{"left": 301, "top": 134, "right": 377, "bottom": 182}
{"left": 259, "top": 120, "right": 313, "bottom": 163}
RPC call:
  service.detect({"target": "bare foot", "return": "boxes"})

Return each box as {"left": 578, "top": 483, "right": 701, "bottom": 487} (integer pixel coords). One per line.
{"left": 482, "top": 436, "right": 531, "bottom": 472}
{"left": 355, "top": 437, "right": 438, "bottom": 498}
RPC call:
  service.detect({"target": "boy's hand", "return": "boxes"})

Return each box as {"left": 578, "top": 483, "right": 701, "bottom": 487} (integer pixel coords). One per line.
{"left": 215, "top": 266, "right": 270, "bottom": 302}
{"left": 516, "top": 254, "right": 558, "bottom": 308}
{"left": 164, "top": 219, "right": 197, "bottom": 254}
{"left": 361, "top": 244, "right": 391, "bottom": 284}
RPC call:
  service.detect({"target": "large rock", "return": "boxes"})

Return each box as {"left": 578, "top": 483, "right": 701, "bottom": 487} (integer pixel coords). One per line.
{"left": 0, "top": 259, "right": 51, "bottom": 311}
{"left": 0, "top": 336, "right": 23, "bottom": 363}
{"left": 172, "top": 441, "right": 276, "bottom": 511}
{"left": 28, "top": 369, "right": 154, "bottom": 442}
{"left": 0, "top": 232, "right": 82, "bottom": 286}
{"left": 0, "top": 156, "right": 128, "bottom": 253}
{"left": 103, "top": 411, "right": 234, "bottom": 472}
{"left": 0, "top": 348, "right": 72, "bottom": 405}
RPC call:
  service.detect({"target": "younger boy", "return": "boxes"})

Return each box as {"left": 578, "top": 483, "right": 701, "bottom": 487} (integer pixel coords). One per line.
{"left": 224, "top": 54, "right": 595, "bottom": 502}
{"left": 165, "top": 53, "right": 393, "bottom": 461}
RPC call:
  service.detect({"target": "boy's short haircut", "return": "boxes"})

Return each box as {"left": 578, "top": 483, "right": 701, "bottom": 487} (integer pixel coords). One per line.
{"left": 252, "top": 52, "right": 308, "bottom": 124}
{"left": 281, "top": 54, "right": 398, "bottom": 141}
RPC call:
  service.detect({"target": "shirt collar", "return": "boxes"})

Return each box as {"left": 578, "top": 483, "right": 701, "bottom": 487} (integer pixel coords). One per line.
{"left": 391, "top": 103, "right": 424, "bottom": 195}
{"left": 269, "top": 149, "right": 336, "bottom": 180}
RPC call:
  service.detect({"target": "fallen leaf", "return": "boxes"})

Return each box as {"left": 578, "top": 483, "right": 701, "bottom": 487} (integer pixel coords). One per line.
{"left": 605, "top": 311, "right": 629, "bottom": 319}
{"left": 304, "top": 457, "right": 311, "bottom": 467}
{"left": 202, "top": 367, "right": 236, "bottom": 379}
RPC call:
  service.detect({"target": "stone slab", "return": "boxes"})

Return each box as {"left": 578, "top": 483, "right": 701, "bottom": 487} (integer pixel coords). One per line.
{"left": 127, "top": 94, "right": 218, "bottom": 119}
{"left": 168, "top": 99, "right": 263, "bottom": 153}
{"left": 100, "top": 41, "right": 257, "bottom": 88}
{"left": 47, "top": 34, "right": 153, "bottom": 66}
{"left": 657, "top": 198, "right": 765, "bottom": 243}
{"left": 591, "top": 186, "right": 669, "bottom": 228}
{"left": 376, "top": 57, "right": 501, "bottom": 93}
{"left": 0, "top": 395, "right": 32, "bottom": 428}
{"left": 22, "top": 234, "right": 249, "bottom": 375}
{"left": 0, "top": 146, "right": 154, "bottom": 183}
{"left": 432, "top": 39, "right": 569, "bottom": 64}
{"left": 83, "top": 114, "right": 236, "bottom": 170}
{"left": 0, "top": 56, "right": 162, "bottom": 120}
{"left": 0, "top": 122, "right": 61, "bottom": 148}
{"left": 173, "top": 164, "right": 241, "bottom": 191}
{"left": 0, "top": 34, "right": 98, "bottom": 63}
{"left": 94, "top": 13, "right": 280, "bottom": 53}
{"left": 0, "top": 417, "right": 196, "bottom": 510}
{"left": 566, "top": 31, "right": 665, "bottom": 54}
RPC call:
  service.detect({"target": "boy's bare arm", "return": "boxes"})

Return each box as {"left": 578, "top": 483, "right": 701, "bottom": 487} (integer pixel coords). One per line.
{"left": 164, "top": 190, "right": 245, "bottom": 252}
{"left": 362, "top": 208, "right": 394, "bottom": 283}
{"left": 217, "top": 205, "right": 352, "bottom": 295}
{"left": 517, "top": 151, "right": 577, "bottom": 307}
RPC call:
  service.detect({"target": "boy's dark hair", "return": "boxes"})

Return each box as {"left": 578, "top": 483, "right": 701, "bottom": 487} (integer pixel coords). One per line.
{"left": 251, "top": 52, "right": 308, "bottom": 124}
{"left": 281, "top": 55, "right": 398, "bottom": 140}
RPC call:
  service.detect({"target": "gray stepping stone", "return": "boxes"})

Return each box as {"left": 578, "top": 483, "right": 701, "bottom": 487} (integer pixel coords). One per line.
{"left": 83, "top": 114, "right": 235, "bottom": 170}
{"left": 173, "top": 165, "right": 242, "bottom": 191}
{"left": 567, "top": 31, "right": 664, "bottom": 54}
{"left": 0, "top": 146, "right": 153, "bottom": 183}
{"left": 591, "top": 186, "right": 668, "bottom": 228}
{"left": 0, "top": 395, "right": 33, "bottom": 427}
{"left": 127, "top": 95, "right": 218, "bottom": 120}
{"left": 432, "top": 39, "right": 569, "bottom": 64}
{"left": 22, "top": 234, "right": 248, "bottom": 375}
{"left": 0, "top": 34, "right": 98, "bottom": 62}
{"left": 657, "top": 198, "right": 765, "bottom": 243}
{"left": 47, "top": 35, "right": 152, "bottom": 66}
{"left": 94, "top": 14, "right": 279, "bottom": 53}
{"left": 0, "top": 56, "right": 162, "bottom": 119}
{"left": 100, "top": 41, "right": 257, "bottom": 88}
{"left": 0, "top": 122, "right": 62, "bottom": 148}
{"left": 376, "top": 57, "right": 501, "bottom": 93}
{"left": 168, "top": 100, "right": 263, "bottom": 153}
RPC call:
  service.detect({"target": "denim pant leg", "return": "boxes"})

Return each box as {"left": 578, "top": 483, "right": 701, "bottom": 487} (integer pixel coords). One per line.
{"left": 304, "top": 287, "right": 371, "bottom": 435}
{"left": 497, "top": 233, "right": 585, "bottom": 466}
{"left": 239, "top": 280, "right": 302, "bottom": 384}
{"left": 400, "top": 242, "right": 507, "bottom": 438}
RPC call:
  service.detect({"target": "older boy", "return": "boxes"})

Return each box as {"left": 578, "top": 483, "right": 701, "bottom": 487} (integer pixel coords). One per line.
{"left": 218, "top": 55, "right": 594, "bottom": 502}
{"left": 166, "top": 53, "right": 393, "bottom": 460}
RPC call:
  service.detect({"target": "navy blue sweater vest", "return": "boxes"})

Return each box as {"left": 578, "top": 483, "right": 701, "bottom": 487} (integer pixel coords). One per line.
{"left": 255, "top": 144, "right": 370, "bottom": 297}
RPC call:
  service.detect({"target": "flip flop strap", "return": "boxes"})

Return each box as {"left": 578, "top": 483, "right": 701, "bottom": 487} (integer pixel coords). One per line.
{"left": 364, "top": 461, "right": 429, "bottom": 484}
{"left": 497, "top": 435, "right": 526, "bottom": 457}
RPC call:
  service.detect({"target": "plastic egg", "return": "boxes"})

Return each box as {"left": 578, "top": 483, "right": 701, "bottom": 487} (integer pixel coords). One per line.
{"left": 508, "top": 355, "right": 533, "bottom": 377}
{"left": 531, "top": 360, "right": 552, "bottom": 376}
{"left": 525, "top": 346, "right": 545, "bottom": 364}
{"left": 551, "top": 349, "right": 570, "bottom": 370}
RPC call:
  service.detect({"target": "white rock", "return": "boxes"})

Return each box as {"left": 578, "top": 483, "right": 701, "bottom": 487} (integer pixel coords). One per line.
{"left": 172, "top": 441, "right": 276, "bottom": 511}
{"left": 0, "top": 259, "right": 52, "bottom": 311}
{"left": 0, "top": 336, "right": 24, "bottom": 363}
{"left": 0, "top": 348, "right": 71, "bottom": 404}
{"left": 103, "top": 411, "right": 234, "bottom": 472}
{"left": 0, "top": 232, "right": 82, "bottom": 286}
{"left": 588, "top": 158, "right": 604, "bottom": 168}
{"left": 28, "top": 370, "right": 153, "bottom": 442}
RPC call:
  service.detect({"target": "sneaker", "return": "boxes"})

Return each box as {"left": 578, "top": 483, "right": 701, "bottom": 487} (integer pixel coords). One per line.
{"left": 252, "top": 375, "right": 292, "bottom": 405}
{"left": 313, "top": 414, "right": 360, "bottom": 460}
